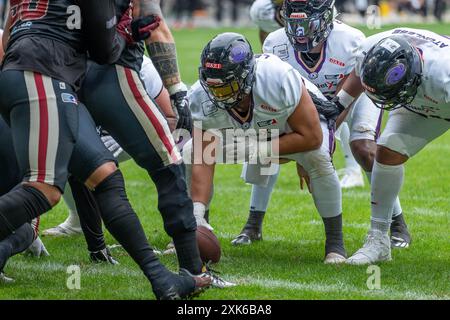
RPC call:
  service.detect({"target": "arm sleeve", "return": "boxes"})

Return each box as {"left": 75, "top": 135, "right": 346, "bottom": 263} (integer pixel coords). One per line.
{"left": 78, "top": 0, "right": 126, "bottom": 65}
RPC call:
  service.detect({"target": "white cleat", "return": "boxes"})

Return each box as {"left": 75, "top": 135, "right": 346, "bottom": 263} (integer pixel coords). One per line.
{"left": 339, "top": 168, "right": 365, "bottom": 189}
{"left": 162, "top": 241, "right": 176, "bottom": 255}
{"left": 324, "top": 252, "right": 347, "bottom": 264}
{"left": 0, "top": 272, "right": 14, "bottom": 283}
{"left": 42, "top": 223, "right": 82, "bottom": 237}
{"left": 347, "top": 230, "right": 392, "bottom": 265}
{"left": 25, "top": 237, "right": 50, "bottom": 257}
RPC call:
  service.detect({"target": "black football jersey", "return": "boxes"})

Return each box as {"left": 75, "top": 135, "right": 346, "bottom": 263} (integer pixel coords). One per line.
{"left": 115, "top": 0, "right": 145, "bottom": 72}
{"left": 3, "top": 0, "right": 86, "bottom": 88}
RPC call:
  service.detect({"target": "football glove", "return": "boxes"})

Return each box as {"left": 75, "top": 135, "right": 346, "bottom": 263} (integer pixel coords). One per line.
{"left": 170, "top": 83, "right": 193, "bottom": 134}
{"left": 309, "top": 90, "right": 343, "bottom": 130}
{"left": 117, "top": 6, "right": 160, "bottom": 45}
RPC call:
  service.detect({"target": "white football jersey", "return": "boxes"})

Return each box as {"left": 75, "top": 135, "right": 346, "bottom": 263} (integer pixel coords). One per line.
{"left": 355, "top": 28, "right": 450, "bottom": 120}
{"left": 250, "top": 0, "right": 283, "bottom": 33}
{"left": 190, "top": 54, "right": 312, "bottom": 136}
{"left": 140, "top": 55, "right": 163, "bottom": 100}
{"left": 263, "top": 21, "right": 365, "bottom": 98}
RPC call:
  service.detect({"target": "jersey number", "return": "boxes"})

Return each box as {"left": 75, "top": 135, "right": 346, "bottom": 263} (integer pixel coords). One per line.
{"left": 10, "top": 0, "right": 50, "bottom": 26}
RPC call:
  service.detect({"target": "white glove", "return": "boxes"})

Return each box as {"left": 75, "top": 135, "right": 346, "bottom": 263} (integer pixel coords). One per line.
{"left": 101, "top": 135, "right": 123, "bottom": 158}
{"left": 193, "top": 202, "right": 213, "bottom": 231}
{"left": 25, "top": 236, "right": 50, "bottom": 257}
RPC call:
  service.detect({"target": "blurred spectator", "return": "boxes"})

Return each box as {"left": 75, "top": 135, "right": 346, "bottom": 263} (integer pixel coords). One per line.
{"left": 173, "top": 0, "right": 204, "bottom": 29}
{"left": 216, "top": 0, "right": 240, "bottom": 24}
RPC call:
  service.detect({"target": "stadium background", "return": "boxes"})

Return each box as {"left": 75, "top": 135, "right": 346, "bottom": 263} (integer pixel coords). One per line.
{"left": 0, "top": 1, "right": 449, "bottom": 300}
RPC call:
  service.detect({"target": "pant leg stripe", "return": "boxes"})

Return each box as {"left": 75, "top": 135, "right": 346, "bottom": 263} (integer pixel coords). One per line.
{"left": 24, "top": 72, "right": 40, "bottom": 183}
{"left": 116, "top": 65, "right": 180, "bottom": 165}
{"left": 42, "top": 76, "right": 59, "bottom": 185}
{"left": 375, "top": 110, "right": 384, "bottom": 141}
{"left": 33, "top": 73, "right": 50, "bottom": 184}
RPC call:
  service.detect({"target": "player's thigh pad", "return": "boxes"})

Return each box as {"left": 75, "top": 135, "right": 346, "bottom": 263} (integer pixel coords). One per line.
{"left": 250, "top": 0, "right": 280, "bottom": 33}
{"left": 347, "top": 94, "right": 383, "bottom": 142}
{"left": 68, "top": 104, "right": 117, "bottom": 183}
{"left": 378, "top": 108, "right": 450, "bottom": 158}
{"left": 80, "top": 63, "right": 180, "bottom": 173}
{"left": 0, "top": 70, "right": 78, "bottom": 191}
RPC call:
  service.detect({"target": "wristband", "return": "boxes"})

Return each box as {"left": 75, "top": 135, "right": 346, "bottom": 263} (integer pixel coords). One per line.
{"left": 335, "top": 90, "right": 355, "bottom": 109}
{"left": 193, "top": 202, "right": 206, "bottom": 219}
{"left": 168, "top": 82, "right": 188, "bottom": 96}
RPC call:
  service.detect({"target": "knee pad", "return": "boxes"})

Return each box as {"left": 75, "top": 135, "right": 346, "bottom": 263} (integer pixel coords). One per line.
{"left": 302, "top": 149, "right": 335, "bottom": 179}
{"left": 151, "top": 164, "right": 196, "bottom": 237}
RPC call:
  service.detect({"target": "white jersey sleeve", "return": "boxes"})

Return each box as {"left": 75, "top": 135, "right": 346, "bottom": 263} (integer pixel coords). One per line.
{"left": 140, "top": 56, "right": 164, "bottom": 100}
{"left": 250, "top": 0, "right": 281, "bottom": 33}
{"left": 253, "top": 53, "right": 303, "bottom": 114}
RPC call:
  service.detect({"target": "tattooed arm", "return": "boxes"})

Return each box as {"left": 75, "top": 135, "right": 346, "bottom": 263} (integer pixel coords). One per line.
{"left": 136, "top": 0, "right": 181, "bottom": 90}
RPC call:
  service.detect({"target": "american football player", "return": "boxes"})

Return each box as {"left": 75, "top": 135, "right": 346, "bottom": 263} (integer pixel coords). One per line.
{"left": 232, "top": 0, "right": 411, "bottom": 249}
{"left": 338, "top": 30, "right": 450, "bottom": 264}
{"left": 0, "top": 1, "right": 211, "bottom": 298}
{"left": 189, "top": 32, "right": 347, "bottom": 264}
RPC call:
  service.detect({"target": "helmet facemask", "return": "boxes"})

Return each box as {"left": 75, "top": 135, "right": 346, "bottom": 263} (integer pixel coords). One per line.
{"left": 283, "top": 0, "right": 335, "bottom": 52}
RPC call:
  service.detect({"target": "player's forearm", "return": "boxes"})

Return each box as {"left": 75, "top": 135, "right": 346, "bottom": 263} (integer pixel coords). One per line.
{"left": 275, "top": 131, "right": 322, "bottom": 155}
{"left": 336, "top": 70, "right": 364, "bottom": 108}
{"left": 138, "top": 0, "right": 181, "bottom": 90}
{"left": 191, "top": 163, "right": 215, "bottom": 205}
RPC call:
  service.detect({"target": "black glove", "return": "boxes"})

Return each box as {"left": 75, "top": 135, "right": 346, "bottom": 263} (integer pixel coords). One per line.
{"left": 117, "top": 8, "right": 160, "bottom": 44}
{"left": 171, "top": 91, "right": 193, "bottom": 134}
{"left": 308, "top": 90, "right": 343, "bottom": 130}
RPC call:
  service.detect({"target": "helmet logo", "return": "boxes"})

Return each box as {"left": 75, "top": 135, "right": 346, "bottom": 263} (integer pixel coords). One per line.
{"left": 385, "top": 63, "right": 406, "bottom": 86}
{"left": 205, "top": 62, "right": 223, "bottom": 69}
{"left": 230, "top": 44, "right": 249, "bottom": 63}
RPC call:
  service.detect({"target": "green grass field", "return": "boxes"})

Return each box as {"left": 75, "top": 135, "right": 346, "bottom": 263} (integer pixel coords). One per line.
{"left": 1, "top": 23, "right": 449, "bottom": 300}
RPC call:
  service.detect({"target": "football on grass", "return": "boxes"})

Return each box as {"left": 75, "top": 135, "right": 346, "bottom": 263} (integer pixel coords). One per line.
{"left": 196, "top": 226, "right": 221, "bottom": 263}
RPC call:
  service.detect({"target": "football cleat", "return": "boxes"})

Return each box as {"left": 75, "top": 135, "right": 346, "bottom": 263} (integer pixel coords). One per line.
{"left": 390, "top": 213, "right": 411, "bottom": 249}
{"left": 231, "top": 227, "right": 262, "bottom": 246}
{"left": 338, "top": 168, "right": 365, "bottom": 189}
{"left": 324, "top": 252, "right": 347, "bottom": 264}
{"left": 181, "top": 266, "right": 236, "bottom": 289}
{"left": 162, "top": 241, "right": 176, "bottom": 255}
{"left": 42, "top": 223, "right": 82, "bottom": 237}
{"left": 89, "top": 248, "right": 119, "bottom": 265}
{"left": 0, "top": 272, "right": 14, "bottom": 284}
{"left": 25, "top": 237, "right": 50, "bottom": 257}
{"left": 347, "top": 230, "right": 392, "bottom": 265}
{"left": 153, "top": 270, "right": 211, "bottom": 300}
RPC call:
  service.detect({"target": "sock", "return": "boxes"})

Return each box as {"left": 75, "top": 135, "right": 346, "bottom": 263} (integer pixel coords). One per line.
{"left": 62, "top": 183, "right": 81, "bottom": 229}
{"left": 249, "top": 170, "right": 279, "bottom": 213}
{"left": 91, "top": 170, "right": 167, "bottom": 281}
{"left": 68, "top": 177, "right": 106, "bottom": 252}
{"left": 243, "top": 210, "right": 265, "bottom": 232}
{"left": 322, "top": 214, "right": 346, "bottom": 257}
{"left": 370, "top": 161, "right": 404, "bottom": 234}
{"left": 0, "top": 185, "right": 52, "bottom": 240}
{"left": 311, "top": 173, "right": 342, "bottom": 218}
{"left": 340, "top": 123, "right": 360, "bottom": 172}
{"left": 366, "top": 171, "right": 403, "bottom": 219}
{"left": 151, "top": 164, "right": 202, "bottom": 275}
{"left": 0, "top": 223, "right": 35, "bottom": 271}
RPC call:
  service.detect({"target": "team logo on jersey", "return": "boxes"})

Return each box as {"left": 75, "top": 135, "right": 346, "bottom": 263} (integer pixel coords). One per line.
{"left": 257, "top": 119, "right": 278, "bottom": 127}
{"left": 329, "top": 58, "right": 345, "bottom": 67}
{"left": 324, "top": 74, "right": 345, "bottom": 80}
{"left": 61, "top": 93, "right": 78, "bottom": 105}
{"left": 308, "top": 72, "right": 319, "bottom": 80}
{"left": 202, "top": 101, "right": 218, "bottom": 116}
{"left": 273, "top": 44, "right": 289, "bottom": 61}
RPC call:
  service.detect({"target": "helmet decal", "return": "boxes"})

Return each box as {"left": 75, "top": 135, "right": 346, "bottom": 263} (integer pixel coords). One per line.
{"left": 385, "top": 63, "right": 406, "bottom": 86}
{"left": 230, "top": 44, "right": 249, "bottom": 63}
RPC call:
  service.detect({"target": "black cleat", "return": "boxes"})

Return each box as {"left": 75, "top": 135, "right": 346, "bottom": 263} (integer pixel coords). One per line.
{"left": 153, "top": 270, "right": 211, "bottom": 300}
{"left": 231, "top": 211, "right": 264, "bottom": 246}
{"left": 390, "top": 213, "right": 412, "bottom": 249}
{"left": 89, "top": 248, "right": 119, "bottom": 265}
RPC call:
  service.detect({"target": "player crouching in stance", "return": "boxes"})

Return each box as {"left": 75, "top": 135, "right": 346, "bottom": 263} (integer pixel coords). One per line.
{"left": 189, "top": 33, "right": 347, "bottom": 264}
{"left": 338, "top": 30, "right": 450, "bottom": 264}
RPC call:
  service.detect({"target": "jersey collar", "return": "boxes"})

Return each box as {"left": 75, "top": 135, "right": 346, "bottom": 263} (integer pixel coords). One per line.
{"left": 295, "top": 40, "right": 328, "bottom": 76}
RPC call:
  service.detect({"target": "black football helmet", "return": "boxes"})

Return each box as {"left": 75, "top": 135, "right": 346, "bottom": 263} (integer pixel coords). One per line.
{"left": 360, "top": 36, "right": 423, "bottom": 111}
{"left": 283, "top": 0, "right": 335, "bottom": 52}
{"left": 199, "top": 33, "right": 255, "bottom": 110}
